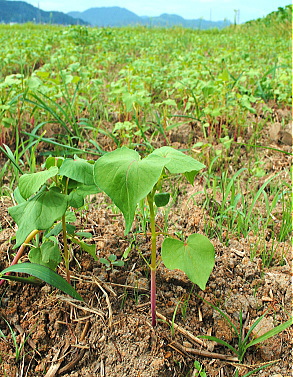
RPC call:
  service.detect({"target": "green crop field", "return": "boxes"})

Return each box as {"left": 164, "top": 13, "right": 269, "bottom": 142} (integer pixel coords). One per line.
{"left": 0, "top": 7, "right": 291, "bottom": 159}
{"left": 0, "top": 5, "right": 292, "bottom": 377}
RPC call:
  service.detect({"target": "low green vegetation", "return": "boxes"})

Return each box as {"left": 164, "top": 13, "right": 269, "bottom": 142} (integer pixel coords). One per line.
{"left": 0, "top": 5, "right": 291, "bottom": 376}
{"left": 197, "top": 294, "right": 293, "bottom": 365}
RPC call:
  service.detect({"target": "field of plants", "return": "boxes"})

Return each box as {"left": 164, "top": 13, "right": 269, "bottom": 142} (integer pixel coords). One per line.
{"left": 0, "top": 5, "right": 292, "bottom": 377}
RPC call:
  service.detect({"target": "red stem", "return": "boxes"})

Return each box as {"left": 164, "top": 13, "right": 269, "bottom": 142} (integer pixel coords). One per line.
{"left": 0, "top": 229, "right": 39, "bottom": 286}
{"left": 150, "top": 268, "right": 157, "bottom": 327}
{"left": 148, "top": 192, "right": 157, "bottom": 327}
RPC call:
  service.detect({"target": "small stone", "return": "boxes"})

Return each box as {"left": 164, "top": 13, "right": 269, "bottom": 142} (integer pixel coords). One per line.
{"left": 280, "top": 123, "right": 293, "bottom": 145}
{"left": 252, "top": 316, "right": 274, "bottom": 338}
{"left": 269, "top": 122, "right": 281, "bottom": 142}
{"left": 251, "top": 316, "right": 282, "bottom": 360}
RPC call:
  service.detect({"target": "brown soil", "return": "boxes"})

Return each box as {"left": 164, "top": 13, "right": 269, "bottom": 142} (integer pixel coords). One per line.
{"left": 0, "top": 121, "right": 292, "bottom": 377}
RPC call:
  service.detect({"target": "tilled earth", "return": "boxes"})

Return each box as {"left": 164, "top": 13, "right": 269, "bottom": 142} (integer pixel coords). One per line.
{"left": 0, "top": 119, "right": 292, "bottom": 377}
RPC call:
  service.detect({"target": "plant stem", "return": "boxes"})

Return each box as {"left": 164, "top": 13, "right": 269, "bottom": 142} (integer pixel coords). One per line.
{"left": 0, "top": 229, "right": 39, "bottom": 286}
{"left": 147, "top": 192, "right": 157, "bottom": 327}
{"left": 150, "top": 268, "right": 156, "bottom": 327}
{"left": 62, "top": 214, "right": 70, "bottom": 283}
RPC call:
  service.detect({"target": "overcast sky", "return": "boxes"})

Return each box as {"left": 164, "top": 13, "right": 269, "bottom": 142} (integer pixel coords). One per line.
{"left": 24, "top": 0, "right": 290, "bottom": 23}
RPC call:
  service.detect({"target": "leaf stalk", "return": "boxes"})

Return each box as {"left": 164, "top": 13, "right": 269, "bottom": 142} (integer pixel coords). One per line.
{"left": 147, "top": 189, "right": 157, "bottom": 326}
{"left": 0, "top": 229, "right": 40, "bottom": 286}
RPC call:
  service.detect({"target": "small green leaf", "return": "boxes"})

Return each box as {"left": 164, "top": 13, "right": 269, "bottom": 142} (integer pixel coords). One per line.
{"left": 8, "top": 189, "right": 68, "bottom": 248}
{"left": 161, "top": 234, "right": 215, "bottom": 290}
{"left": 100, "top": 258, "right": 110, "bottom": 267}
{"left": 0, "top": 263, "right": 83, "bottom": 300}
{"left": 19, "top": 166, "right": 58, "bottom": 199}
{"left": 45, "top": 223, "right": 76, "bottom": 238}
{"left": 75, "top": 232, "right": 92, "bottom": 238}
{"left": 28, "top": 240, "right": 62, "bottom": 270}
{"left": 154, "top": 192, "right": 170, "bottom": 207}
{"left": 151, "top": 146, "right": 205, "bottom": 183}
{"left": 65, "top": 211, "right": 77, "bottom": 223}
{"left": 68, "top": 185, "right": 100, "bottom": 208}
{"left": 45, "top": 156, "right": 64, "bottom": 170}
{"left": 59, "top": 158, "right": 95, "bottom": 185}
{"left": 113, "top": 260, "right": 124, "bottom": 267}
{"left": 108, "top": 254, "right": 117, "bottom": 262}
{"left": 70, "top": 238, "right": 97, "bottom": 261}
{"left": 184, "top": 170, "right": 199, "bottom": 185}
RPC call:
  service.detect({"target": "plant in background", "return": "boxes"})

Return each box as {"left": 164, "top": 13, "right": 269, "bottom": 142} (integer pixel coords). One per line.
{"left": 100, "top": 254, "right": 124, "bottom": 271}
{"left": 24, "top": 71, "right": 83, "bottom": 147}
{"left": 0, "top": 316, "right": 31, "bottom": 362}
{"left": 0, "top": 155, "right": 99, "bottom": 298}
{"left": 93, "top": 146, "right": 215, "bottom": 326}
{"left": 197, "top": 294, "right": 293, "bottom": 376}
{"left": 193, "top": 360, "right": 207, "bottom": 377}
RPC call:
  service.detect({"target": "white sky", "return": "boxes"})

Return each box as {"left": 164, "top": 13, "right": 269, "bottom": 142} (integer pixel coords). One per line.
{"left": 23, "top": 0, "right": 291, "bottom": 22}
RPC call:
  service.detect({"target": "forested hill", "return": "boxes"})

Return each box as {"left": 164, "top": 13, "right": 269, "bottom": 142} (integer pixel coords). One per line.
{"left": 0, "top": 1, "right": 230, "bottom": 28}
{"left": 68, "top": 7, "right": 141, "bottom": 27}
{"left": 68, "top": 6, "right": 231, "bottom": 29}
{"left": 0, "top": 0, "right": 88, "bottom": 24}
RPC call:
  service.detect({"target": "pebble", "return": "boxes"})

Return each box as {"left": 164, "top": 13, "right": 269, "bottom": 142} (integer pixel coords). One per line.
{"left": 280, "top": 123, "right": 293, "bottom": 145}
{"left": 251, "top": 317, "right": 274, "bottom": 337}
{"left": 251, "top": 316, "right": 283, "bottom": 360}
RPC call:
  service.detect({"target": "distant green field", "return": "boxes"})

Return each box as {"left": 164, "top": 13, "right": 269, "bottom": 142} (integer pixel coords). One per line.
{"left": 0, "top": 6, "right": 291, "bottom": 154}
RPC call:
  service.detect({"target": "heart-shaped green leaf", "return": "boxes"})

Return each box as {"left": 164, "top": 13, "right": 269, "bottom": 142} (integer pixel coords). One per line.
{"left": 0, "top": 263, "right": 83, "bottom": 300}
{"left": 59, "top": 158, "right": 95, "bottom": 185}
{"left": 8, "top": 189, "right": 68, "bottom": 248}
{"left": 151, "top": 146, "right": 205, "bottom": 184}
{"left": 19, "top": 166, "right": 58, "bottom": 199}
{"left": 154, "top": 192, "right": 170, "bottom": 207}
{"left": 161, "top": 234, "right": 215, "bottom": 290}
{"left": 94, "top": 147, "right": 166, "bottom": 234}
{"left": 45, "top": 156, "right": 64, "bottom": 169}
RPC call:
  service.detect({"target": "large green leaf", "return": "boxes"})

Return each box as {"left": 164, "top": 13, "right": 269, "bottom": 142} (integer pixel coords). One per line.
{"left": 161, "top": 234, "right": 215, "bottom": 290}
{"left": 94, "top": 147, "right": 166, "bottom": 234}
{"left": 151, "top": 146, "right": 205, "bottom": 184}
{"left": 28, "top": 240, "right": 62, "bottom": 270}
{"left": 8, "top": 189, "right": 68, "bottom": 248}
{"left": 59, "top": 158, "right": 95, "bottom": 185}
{"left": 19, "top": 166, "right": 58, "bottom": 199}
{"left": 0, "top": 263, "right": 83, "bottom": 301}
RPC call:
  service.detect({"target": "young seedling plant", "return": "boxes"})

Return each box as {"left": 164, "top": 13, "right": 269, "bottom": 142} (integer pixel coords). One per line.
{"left": 196, "top": 294, "right": 293, "bottom": 376}
{"left": 0, "top": 155, "right": 100, "bottom": 300}
{"left": 93, "top": 146, "right": 215, "bottom": 326}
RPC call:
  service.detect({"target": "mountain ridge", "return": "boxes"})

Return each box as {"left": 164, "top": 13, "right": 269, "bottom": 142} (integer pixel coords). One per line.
{"left": 68, "top": 7, "right": 141, "bottom": 27}
{"left": 0, "top": 1, "right": 231, "bottom": 28}
{"left": 0, "top": 0, "right": 88, "bottom": 25}
{"left": 68, "top": 6, "right": 231, "bottom": 29}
